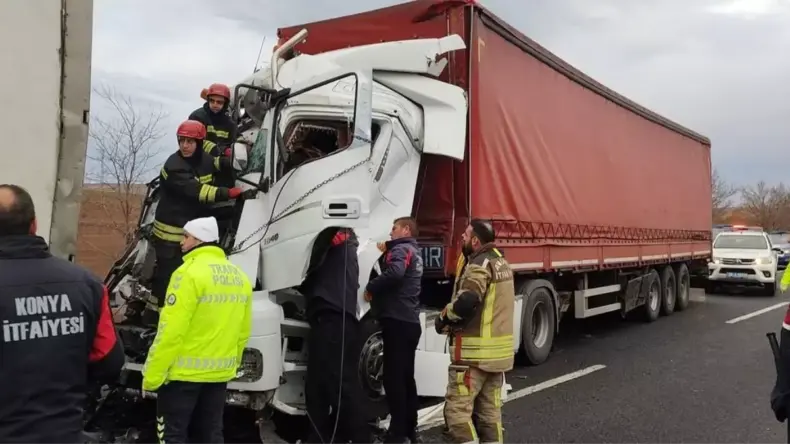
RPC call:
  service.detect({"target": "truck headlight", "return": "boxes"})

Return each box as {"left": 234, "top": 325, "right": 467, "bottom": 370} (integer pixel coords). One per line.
{"left": 711, "top": 257, "right": 722, "bottom": 264}
{"left": 234, "top": 348, "right": 263, "bottom": 382}
{"left": 758, "top": 257, "right": 774, "bottom": 265}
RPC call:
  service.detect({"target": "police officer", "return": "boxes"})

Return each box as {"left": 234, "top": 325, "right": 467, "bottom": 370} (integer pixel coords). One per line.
{"left": 435, "top": 219, "right": 515, "bottom": 444}
{"left": 142, "top": 216, "right": 253, "bottom": 444}
{"left": 300, "top": 228, "right": 372, "bottom": 444}
{"left": 146, "top": 120, "right": 249, "bottom": 324}
{"left": 0, "top": 183, "right": 125, "bottom": 443}
{"left": 365, "top": 217, "right": 423, "bottom": 443}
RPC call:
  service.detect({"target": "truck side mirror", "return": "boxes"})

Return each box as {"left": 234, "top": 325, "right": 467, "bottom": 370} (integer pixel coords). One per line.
{"left": 231, "top": 141, "right": 249, "bottom": 172}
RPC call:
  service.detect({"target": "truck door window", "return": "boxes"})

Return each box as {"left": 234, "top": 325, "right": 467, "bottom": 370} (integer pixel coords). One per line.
{"left": 247, "top": 128, "right": 268, "bottom": 172}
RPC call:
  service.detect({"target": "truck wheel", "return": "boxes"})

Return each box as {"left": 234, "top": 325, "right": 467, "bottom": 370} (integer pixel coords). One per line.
{"left": 521, "top": 286, "right": 556, "bottom": 366}
{"left": 355, "top": 316, "right": 390, "bottom": 422}
{"left": 674, "top": 263, "right": 691, "bottom": 311}
{"left": 642, "top": 269, "right": 661, "bottom": 323}
{"left": 660, "top": 266, "right": 676, "bottom": 316}
{"left": 763, "top": 283, "right": 777, "bottom": 297}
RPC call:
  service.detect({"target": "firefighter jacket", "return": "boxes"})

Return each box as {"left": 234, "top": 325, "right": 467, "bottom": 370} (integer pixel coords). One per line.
{"left": 152, "top": 147, "right": 231, "bottom": 243}
{"left": 142, "top": 244, "right": 253, "bottom": 391}
{"left": 443, "top": 243, "right": 515, "bottom": 373}
{"left": 189, "top": 103, "right": 236, "bottom": 152}
{"left": 0, "top": 235, "right": 125, "bottom": 443}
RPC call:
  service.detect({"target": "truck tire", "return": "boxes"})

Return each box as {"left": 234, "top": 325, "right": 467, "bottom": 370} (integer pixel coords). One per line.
{"left": 642, "top": 269, "right": 661, "bottom": 323}
{"left": 355, "top": 316, "right": 390, "bottom": 422}
{"left": 674, "top": 263, "right": 691, "bottom": 311}
{"left": 763, "top": 282, "right": 777, "bottom": 297}
{"left": 660, "top": 266, "right": 676, "bottom": 316}
{"left": 521, "top": 286, "right": 556, "bottom": 366}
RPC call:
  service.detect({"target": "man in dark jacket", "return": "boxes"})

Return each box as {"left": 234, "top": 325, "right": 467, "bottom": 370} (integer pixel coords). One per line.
{"left": 146, "top": 120, "right": 250, "bottom": 324}
{"left": 0, "top": 183, "right": 125, "bottom": 443}
{"left": 365, "top": 217, "right": 424, "bottom": 443}
{"left": 300, "top": 228, "right": 371, "bottom": 444}
{"left": 771, "top": 304, "right": 790, "bottom": 428}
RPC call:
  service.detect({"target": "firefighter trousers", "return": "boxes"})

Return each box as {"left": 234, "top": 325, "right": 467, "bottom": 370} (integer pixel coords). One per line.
{"left": 443, "top": 365, "right": 505, "bottom": 444}
{"left": 156, "top": 381, "right": 227, "bottom": 444}
{"left": 304, "top": 310, "right": 371, "bottom": 443}
{"left": 151, "top": 239, "right": 183, "bottom": 304}
{"left": 381, "top": 318, "right": 421, "bottom": 441}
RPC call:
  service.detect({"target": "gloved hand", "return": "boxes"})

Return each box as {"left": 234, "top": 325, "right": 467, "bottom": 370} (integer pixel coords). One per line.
{"left": 364, "top": 291, "right": 373, "bottom": 302}
{"left": 240, "top": 189, "right": 258, "bottom": 200}
{"left": 435, "top": 313, "right": 449, "bottom": 335}
{"left": 228, "top": 187, "right": 243, "bottom": 199}
{"left": 223, "top": 148, "right": 232, "bottom": 157}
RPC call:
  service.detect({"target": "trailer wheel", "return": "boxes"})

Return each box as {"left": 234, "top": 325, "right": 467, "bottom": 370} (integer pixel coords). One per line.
{"left": 521, "top": 286, "right": 556, "bottom": 366}
{"left": 674, "top": 263, "right": 691, "bottom": 311}
{"left": 642, "top": 269, "right": 661, "bottom": 322}
{"left": 355, "top": 316, "right": 390, "bottom": 422}
{"left": 660, "top": 266, "right": 676, "bottom": 316}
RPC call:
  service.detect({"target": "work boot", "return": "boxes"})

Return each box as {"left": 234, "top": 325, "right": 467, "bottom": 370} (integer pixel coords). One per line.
{"left": 408, "top": 431, "right": 422, "bottom": 444}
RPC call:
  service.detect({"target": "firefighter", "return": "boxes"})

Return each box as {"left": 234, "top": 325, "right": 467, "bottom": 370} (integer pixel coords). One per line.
{"left": 299, "top": 228, "right": 372, "bottom": 444}
{"left": 189, "top": 83, "right": 239, "bottom": 237}
{"left": 434, "top": 219, "right": 515, "bottom": 444}
{"left": 145, "top": 120, "right": 250, "bottom": 325}
{"left": 189, "top": 83, "right": 236, "bottom": 154}
{"left": 771, "top": 274, "right": 790, "bottom": 424}
{"left": 142, "top": 216, "right": 253, "bottom": 444}
{"left": 0, "top": 184, "right": 125, "bottom": 443}
{"left": 364, "top": 217, "right": 423, "bottom": 443}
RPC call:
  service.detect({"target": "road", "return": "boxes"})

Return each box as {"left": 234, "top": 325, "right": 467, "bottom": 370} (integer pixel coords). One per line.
{"left": 418, "top": 284, "right": 790, "bottom": 443}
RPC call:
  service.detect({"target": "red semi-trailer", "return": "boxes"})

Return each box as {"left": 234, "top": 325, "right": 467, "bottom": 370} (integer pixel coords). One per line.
{"left": 278, "top": 0, "right": 712, "bottom": 365}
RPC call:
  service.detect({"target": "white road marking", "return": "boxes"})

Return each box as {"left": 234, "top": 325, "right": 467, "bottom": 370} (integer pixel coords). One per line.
{"left": 725, "top": 302, "right": 789, "bottom": 324}
{"left": 413, "top": 364, "right": 607, "bottom": 431}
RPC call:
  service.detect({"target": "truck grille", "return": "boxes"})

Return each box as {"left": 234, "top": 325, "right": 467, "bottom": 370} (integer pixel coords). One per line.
{"left": 721, "top": 258, "right": 755, "bottom": 265}
{"left": 720, "top": 267, "right": 756, "bottom": 275}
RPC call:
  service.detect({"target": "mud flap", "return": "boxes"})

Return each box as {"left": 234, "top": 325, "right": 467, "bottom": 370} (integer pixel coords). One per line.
{"left": 622, "top": 275, "right": 649, "bottom": 314}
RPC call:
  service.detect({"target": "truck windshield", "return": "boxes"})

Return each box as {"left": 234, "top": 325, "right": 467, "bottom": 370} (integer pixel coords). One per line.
{"left": 714, "top": 235, "right": 768, "bottom": 249}
{"left": 769, "top": 234, "right": 788, "bottom": 245}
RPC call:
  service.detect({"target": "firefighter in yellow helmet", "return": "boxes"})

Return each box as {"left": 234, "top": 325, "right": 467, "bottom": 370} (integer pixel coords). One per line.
{"left": 142, "top": 216, "right": 253, "bottom": 444}
{"left": 434, "top": 219, "right": 515, "bottom": 444}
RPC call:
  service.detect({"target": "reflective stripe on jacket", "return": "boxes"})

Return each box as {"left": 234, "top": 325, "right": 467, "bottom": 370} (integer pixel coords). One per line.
{"left": 449, "top": 244, "right": 515, "bottom": 373}
{"left": 142, "top": 244, "right": 253, "bottom": 390}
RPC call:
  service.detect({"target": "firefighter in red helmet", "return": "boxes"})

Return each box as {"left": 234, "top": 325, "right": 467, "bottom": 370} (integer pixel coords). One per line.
{"left": 190, "top": 83, "right": 239, "bottom": 237}
{"left": 190, "top": 83, "right": 236, "bottom": 158}
{"left": 142, "top": 119, "right": 252, "bottom": 325}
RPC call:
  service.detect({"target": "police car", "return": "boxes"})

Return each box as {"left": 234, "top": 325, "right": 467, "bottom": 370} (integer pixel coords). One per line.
{"left": 707, "top": 228, "right": 782, "bottom": 296}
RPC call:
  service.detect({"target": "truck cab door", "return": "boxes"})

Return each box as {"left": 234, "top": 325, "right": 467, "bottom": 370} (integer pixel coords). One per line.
{"left": 236, "top": 69, "right": 375, "bottom": 292}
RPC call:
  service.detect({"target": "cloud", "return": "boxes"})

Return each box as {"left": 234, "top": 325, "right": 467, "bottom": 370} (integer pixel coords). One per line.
{"left": 92, "top": 0, "right": 789, "bottom": 186}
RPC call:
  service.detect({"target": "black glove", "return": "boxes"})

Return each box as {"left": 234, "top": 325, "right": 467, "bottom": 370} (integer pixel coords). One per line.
{"left": 240, "top": 189, "right": 258, "bottom": 200}
{"left": 435, "top": 315, "right": 448, "bottom": 334}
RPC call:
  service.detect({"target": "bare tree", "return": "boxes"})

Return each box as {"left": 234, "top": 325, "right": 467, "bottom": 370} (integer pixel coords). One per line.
{"left": 711, "top": 167, "right": 738, "bottom": 223}
{"left": 86, "top": 84, "right": 168, "bottom": 243}
{"left": 739, "top": 181, "right": 790, "bottom": 230}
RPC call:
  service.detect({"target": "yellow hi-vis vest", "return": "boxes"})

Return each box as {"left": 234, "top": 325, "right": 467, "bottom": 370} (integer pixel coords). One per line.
{"left": 142, "top": 244, "right": 253, "bottom": 391}
{"left": 449, "top": 244, "right": 515, "bottom": 373}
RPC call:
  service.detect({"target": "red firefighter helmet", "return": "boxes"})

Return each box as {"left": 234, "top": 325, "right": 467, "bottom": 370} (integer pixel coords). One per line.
{"left": 206, "top": 83, "right": 231, "bottom": 101}
{"left": 176, "top": 120, "right": 207, "bottom": 140}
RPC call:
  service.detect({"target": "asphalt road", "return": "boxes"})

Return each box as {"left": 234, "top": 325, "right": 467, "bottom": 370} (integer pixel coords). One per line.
{"left": 419, "top": 281, "right": 790, "bottom": 443}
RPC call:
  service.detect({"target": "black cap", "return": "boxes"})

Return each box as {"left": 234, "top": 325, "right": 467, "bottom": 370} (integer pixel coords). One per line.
{"left": 470, "top": 219, "right": 495, "bottom": 244}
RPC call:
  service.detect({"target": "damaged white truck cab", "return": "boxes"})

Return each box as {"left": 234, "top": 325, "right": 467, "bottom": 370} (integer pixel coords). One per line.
{"left": 225, "top": 30, "right": 470, "bottom": 416}
{"left": 107, "top": 30, "right": 472, "bottom": 427}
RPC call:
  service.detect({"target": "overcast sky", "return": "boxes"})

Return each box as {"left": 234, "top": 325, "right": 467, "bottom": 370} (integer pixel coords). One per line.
{"left": 92, "top": 0, "right": 790, "bottom": 187}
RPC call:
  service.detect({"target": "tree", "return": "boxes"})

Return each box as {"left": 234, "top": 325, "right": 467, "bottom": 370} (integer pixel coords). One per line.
{"left": 739, "top": 181, "right": 790, "bottom": 230}
{"left": 85, "top": 84, "right": 168, "bottom": 245}
{"left": 711, "top": 167, "right": 738, "bottom": 223}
